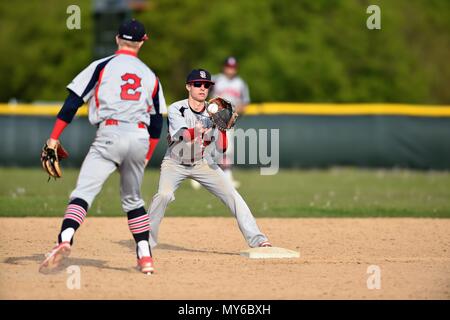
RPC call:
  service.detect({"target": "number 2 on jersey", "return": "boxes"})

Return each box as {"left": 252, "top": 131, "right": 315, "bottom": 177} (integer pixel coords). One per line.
{"left": 120, "top": 73, "right": 142, "bottom": 101}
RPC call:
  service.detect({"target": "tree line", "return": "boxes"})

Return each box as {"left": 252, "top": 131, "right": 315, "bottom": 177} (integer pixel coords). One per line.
{"left": 0, "top": 0, "right": 448, "bottom": 104}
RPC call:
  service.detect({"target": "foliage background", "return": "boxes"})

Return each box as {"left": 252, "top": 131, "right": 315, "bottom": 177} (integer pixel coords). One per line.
{"left": 0, "top": 0, "right": 448, "bottom": 104}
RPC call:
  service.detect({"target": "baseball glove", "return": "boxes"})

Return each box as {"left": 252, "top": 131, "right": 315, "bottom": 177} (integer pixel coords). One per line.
{"left": 41, "top": 140, "right": 69, "bottom": 179}
{"left": 207, "top": 97, "right": 238, "bottom": 131}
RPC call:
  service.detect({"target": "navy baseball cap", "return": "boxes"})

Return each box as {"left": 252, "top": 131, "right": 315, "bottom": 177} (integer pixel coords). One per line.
{"left": 224, "top": 56, "right": 238, "bottom": 68}
{"left": 118, "top": 19, "right": 148, "bottom": 42}
{"left": 186, "top": 69, "right": 215, "bottom": 84}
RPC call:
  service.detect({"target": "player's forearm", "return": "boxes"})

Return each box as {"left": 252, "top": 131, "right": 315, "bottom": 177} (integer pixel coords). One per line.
{"left": 181, "top": 128, "right": 195, "bottom": 141}
{"left": 145, "top": 138, "right": 160, "bottom": 161}
{"left": 145, "top": 114, "right": 164, "bottom": 161}
{"left": 173, "top": 125, "right": 211, "bottom": 143}
{"left": 215, "top": 129, "right": 227, "bottom": 152}
{"left": 50, "top": 90, "right": 84, "bottom": 140}
{"left": 49, "top": 118, "right": 68, "bottom": 142}
{"left": 167, "top": 127, "right": 194, "bottom": 145}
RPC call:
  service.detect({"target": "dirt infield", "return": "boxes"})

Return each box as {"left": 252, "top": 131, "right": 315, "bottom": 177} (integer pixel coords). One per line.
{"left": 0, "top": 217, "right": 449, "bottom": 299}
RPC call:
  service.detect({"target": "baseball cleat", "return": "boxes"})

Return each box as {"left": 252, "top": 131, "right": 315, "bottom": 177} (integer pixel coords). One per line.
{"left": 258, "top": 241, "right": 272, "bottom": 247}
{"left": 137, "top": 256, "right": 155, "bottom": 274}
{"left": 39, "top": 241, "right": 71, "bottom": 273}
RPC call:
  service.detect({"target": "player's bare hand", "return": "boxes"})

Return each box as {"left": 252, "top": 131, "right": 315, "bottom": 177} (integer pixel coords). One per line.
{"left": 47, "top": 138, "right": 59, "bottom": 149}
{"left": 236, "top": 103, "right": 247, "bottom": 115}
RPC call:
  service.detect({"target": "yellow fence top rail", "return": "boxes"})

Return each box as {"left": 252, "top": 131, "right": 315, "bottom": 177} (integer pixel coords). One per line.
{"left": 1, "top": 103, "right": 450, "bottom": 117}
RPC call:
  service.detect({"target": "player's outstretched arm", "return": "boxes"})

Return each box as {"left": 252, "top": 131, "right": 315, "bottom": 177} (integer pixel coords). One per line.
{"left": 145, "top": 78, "right": 168, "bottom": 166}
{"left": 215, "top": 129, "right": 227, "bottom": 153}
{"left": 144, "top": 114, "right": 163, "bottom": 167}
{"left": 48, "top": 90, "right": 85, "bottom": 144}
{"left": 41, "top": 90, "right": 81, "bottom": 179}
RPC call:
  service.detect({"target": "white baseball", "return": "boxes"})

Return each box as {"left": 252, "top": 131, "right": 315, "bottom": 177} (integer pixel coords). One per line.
{"left": 208, "top": 103, "right": 218, "bottom": 114}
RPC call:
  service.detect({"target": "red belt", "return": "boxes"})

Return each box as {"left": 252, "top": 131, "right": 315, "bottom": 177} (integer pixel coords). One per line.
{"left": 105, "top": 119, "right": 146, "bottom": 129}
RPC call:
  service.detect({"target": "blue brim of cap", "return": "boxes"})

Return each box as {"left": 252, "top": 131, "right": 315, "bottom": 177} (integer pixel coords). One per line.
{"left": 187, "top": 79, "right": 215, "bottom": 84}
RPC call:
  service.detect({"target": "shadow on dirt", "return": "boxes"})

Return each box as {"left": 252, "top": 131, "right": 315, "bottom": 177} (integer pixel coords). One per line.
{"left": 3, "top": 254, "right": 134, "bottom": 274}
{"left": 115, "top": 239, "right": 239, "bottom": 256}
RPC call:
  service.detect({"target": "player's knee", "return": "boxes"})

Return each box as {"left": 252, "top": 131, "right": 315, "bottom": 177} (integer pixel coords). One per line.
{"left": 157, "top": 190, "right": 175, "bottom": 203}
{"left": 222, "top": 189, "right": 240, "bottom": 204}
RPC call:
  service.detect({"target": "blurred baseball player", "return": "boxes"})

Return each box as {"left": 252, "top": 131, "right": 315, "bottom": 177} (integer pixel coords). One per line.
{"left": 191, "top": 56, "right": 250, "bottom": 189}
{"left": 147, "top": 68, "right": 271, "bottom": 251}
{"left": 39, "top": 19, "right": 166, "bottom": 274}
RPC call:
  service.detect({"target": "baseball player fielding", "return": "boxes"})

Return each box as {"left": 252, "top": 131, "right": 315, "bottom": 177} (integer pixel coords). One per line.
{"left": 39, "top": 19, "right": 166, "bottom": 275}
{"left": 146, "top": 68, "right": 272, "bottom": 250}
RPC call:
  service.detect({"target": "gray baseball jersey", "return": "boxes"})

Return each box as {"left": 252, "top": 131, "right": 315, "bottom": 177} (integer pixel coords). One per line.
{"left": 210, "top": 74, "right": 250, "bottom": 107}
{"left": 166, "top": 99, "right": 217, "bottom": 164}
{"left": 67, "top": 50, "right": 167, "bottom": 125}
{"left": 68, "top": 50, "right": 166, "bottom": 212}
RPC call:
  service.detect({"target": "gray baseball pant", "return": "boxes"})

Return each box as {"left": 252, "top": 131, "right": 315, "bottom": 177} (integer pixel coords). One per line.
{"left": 70, "top": 122, "right": 149, "bottom": 212}
{"left": 147, "top": 157, "right": 269, "bottom": 248}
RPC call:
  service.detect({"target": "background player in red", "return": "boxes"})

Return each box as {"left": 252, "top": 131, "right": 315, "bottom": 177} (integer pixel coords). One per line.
{"left": 39, "top": 19, "right": 166, "bottom": 274}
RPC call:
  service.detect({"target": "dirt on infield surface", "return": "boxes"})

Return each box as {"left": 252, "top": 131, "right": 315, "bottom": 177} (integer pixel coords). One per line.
{"left": 0, "top": 217, "right": 449, "bottom": 299}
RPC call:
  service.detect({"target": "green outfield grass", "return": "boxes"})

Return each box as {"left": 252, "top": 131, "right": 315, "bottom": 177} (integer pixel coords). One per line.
{"left": 0, "top": 167, "right": 449, "bottom": 218}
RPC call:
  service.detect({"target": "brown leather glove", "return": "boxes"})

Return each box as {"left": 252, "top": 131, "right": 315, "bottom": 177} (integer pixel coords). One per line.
{"left": 41, "top": 139, "right": 69, "bottom": 179}
{"left": 207, "top": 97, "right": 238, "bottom": 131}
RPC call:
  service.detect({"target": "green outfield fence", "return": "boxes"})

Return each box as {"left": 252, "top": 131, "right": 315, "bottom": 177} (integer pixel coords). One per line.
{"left": 1, "top": 103, "right": 450, "bottom": 169}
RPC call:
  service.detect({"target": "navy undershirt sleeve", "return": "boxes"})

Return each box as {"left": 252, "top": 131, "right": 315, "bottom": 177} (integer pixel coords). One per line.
{"left": 56, "top": 89, "right": 85, "bottom": 123}
{"left": 148, "top": 114, "right": 163, "bottom": 139}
